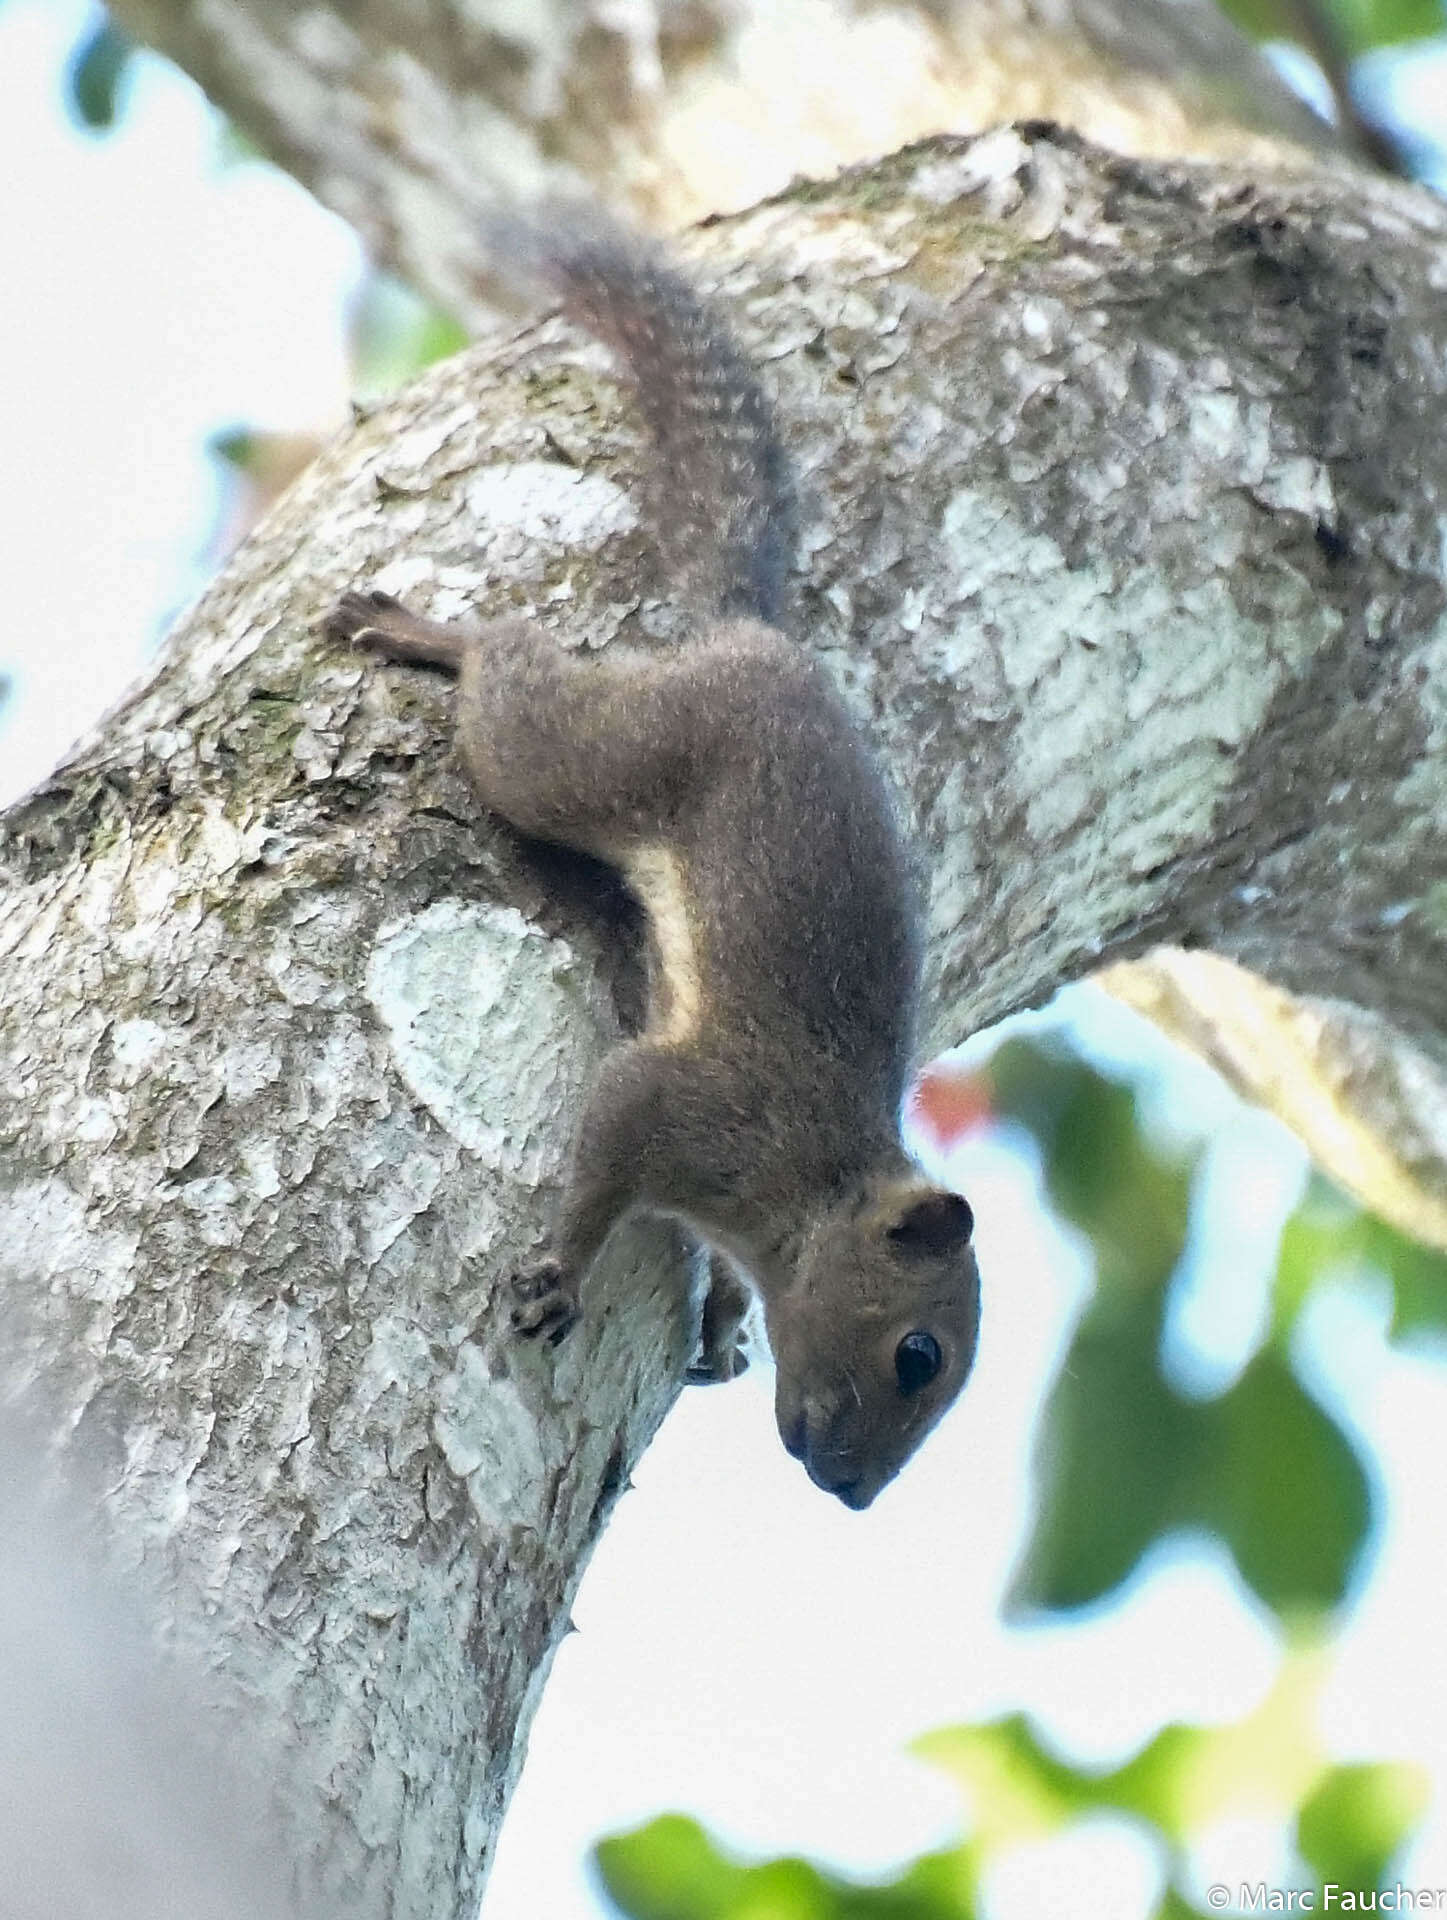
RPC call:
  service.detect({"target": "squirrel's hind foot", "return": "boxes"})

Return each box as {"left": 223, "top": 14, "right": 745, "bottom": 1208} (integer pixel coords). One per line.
{"left": 324, "top": 588, "right": 471, "bottom": 671}
{"left": 325, "top": 588, "right": 403, "bottom": 648}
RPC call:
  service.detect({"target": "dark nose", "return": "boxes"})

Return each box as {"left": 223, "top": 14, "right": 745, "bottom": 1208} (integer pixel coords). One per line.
{"left": 802, "top": 1456, "right": 872, "bottom": 1509}
{"left": 823, "top": 1472, "right": 872, "bottom": 1509}
{"left": 779, "top": 1409, "right": 874, "bottom": 1506}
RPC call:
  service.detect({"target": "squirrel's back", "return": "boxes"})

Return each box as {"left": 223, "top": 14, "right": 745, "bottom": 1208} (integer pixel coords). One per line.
{"left": 493, "top": 214, "right": 918, "bottom": 1093}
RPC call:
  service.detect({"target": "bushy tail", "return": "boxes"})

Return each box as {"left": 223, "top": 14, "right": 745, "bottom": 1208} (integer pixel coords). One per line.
{"left": 484, "top": 209, "right": 796, "bottom": 628}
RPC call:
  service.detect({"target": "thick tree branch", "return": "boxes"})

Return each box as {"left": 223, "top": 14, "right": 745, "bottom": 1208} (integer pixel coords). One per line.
{"left": 107, "top": 0, "right": 1351, "bottom": 322}
{"left": 4, "top": 127, "right": 1446, "bottom": 1912}
{"left": 1104, "top": 954, "right": 1447, "bottom": 1245}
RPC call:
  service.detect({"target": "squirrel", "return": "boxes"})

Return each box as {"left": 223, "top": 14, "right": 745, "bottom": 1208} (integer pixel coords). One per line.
{"left": 326, "top": 215, "right": 980, "bottom": 1508}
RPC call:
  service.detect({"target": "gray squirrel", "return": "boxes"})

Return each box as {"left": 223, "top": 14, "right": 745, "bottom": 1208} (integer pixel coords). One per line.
{"left": 327, "top": 215, "right": 979, "bottom": 1507}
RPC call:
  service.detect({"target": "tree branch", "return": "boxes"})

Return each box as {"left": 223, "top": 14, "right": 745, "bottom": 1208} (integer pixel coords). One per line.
{"left": 107, "top": 0, "right": 1349, "bottom": 319}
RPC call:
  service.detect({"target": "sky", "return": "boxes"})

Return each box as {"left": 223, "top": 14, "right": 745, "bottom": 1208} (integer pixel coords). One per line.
{"left": 2, "top": 5, "right": 1445, "bottom": 1917}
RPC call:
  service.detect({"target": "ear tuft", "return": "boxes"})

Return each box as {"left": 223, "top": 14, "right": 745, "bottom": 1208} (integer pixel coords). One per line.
{"left": 886, "top": 1188, "right": 974, "bottom": 1258}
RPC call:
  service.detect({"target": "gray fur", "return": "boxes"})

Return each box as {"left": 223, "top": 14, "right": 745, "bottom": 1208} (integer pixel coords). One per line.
{"left": 327, "top": 219, "right": 979, "bottom": 1507}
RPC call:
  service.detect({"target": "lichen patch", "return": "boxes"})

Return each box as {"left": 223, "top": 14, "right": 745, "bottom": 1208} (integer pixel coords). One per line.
{"left": 365, "top": 900, "right": 607, "bottom": 1169}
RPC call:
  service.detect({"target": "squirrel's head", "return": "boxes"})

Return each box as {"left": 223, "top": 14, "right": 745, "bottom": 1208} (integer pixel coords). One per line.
{"left": 765, "top": 1174, "right": 980, "bottom": 1509}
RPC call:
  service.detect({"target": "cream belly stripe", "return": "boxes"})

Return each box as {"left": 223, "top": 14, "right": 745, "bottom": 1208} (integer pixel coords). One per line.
{"left": 624, "top": 844, "right": 703, "bottom": 1046}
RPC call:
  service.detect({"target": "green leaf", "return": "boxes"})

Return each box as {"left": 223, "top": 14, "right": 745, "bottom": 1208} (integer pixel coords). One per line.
{"left": 994, "top": 1042, "right": 1373, "bottom": 1620}
{"left": 992, "top": 1044, "right": 1203, "bottom": 1612}
{"left": 1271, "top": 1195, "right": 1355, "bottom": 1337}
{"left": 1151, "top": 1891, "right": 1216, "bottom": 1920}
{"left": 987, "top": 1040, "right": 1193, "bottom": 1291}
{"left": 913, "top": 1715, "right": 1099, "bottom": 1843}
{"left": 1327, "top": 0, "right": 1445, "bottom": 53}
{"left": 1276, "top": 1183, "right": 1447, "bottom": 1344}
{"left": 1200, "top": 1350, "right": 1372, "bottom": 1614}
{"left": 605, "top": 1678, "right": 1427, "bottom": 1920}
{"left": 1215, "top": 0, "right": 1306, "bottom": 45}
{"left": 921, "top": 1654, "right": 1381, "bottom": 1861}
{"left": 1296, "top": 1762, "right": 1428, "bottom": 1891}
{"left": 1361, "top": 1216, "right": 1447, "bottom": 1341}
{"left": 595, "top": 1817, "right": 976, "bottom": 1920}
{"left": 1007, "top": 1293, "right": 1201, "bottom": 1612}
{"left": 210, "top": 428, "right": 257, "bottom": 474}
{"left": 595, "top": 1816, "right": 754, "bottom": 1920}
{"left": 921, "top": 1668, "right": 1330, "bottom": 1848}
{"left": 1216, "top": 0, "right": 1444, "bottom": 53}
{"left": 66, "top": 19, "right": 136, "bottom": 131}
{"left": 1013, "top": 1255, "right": 1371, "bottom": 1619}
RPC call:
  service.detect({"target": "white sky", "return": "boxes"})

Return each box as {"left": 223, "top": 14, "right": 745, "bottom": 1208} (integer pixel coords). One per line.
{"left": 2, "top": 5, "right": 1445, "bottom": 1917}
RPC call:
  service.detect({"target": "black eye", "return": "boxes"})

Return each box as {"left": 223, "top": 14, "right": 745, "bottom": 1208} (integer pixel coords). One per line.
{"left": 894, "top": 1330, "right": 943, "bottom": 1396}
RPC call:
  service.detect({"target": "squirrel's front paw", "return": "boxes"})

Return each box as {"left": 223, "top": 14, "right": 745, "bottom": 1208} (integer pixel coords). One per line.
{"left": 685, "top": 1325, "right": 750, "bottom": 1386}
{"left": 510, "top": 1257, "right": 582, "bottom": 1347}
{"left": 323, "top": 588, "right": 406, "bottom": 653}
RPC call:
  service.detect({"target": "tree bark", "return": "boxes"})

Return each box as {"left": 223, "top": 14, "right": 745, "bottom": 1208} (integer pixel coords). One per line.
{"left": 4, "top": 21, "right": 1447, "bottom": 1919}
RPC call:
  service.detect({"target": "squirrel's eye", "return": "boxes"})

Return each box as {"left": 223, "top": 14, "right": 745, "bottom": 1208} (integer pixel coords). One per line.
{"left": 894, "top": 1330, "right": 943, "bottom": 1396}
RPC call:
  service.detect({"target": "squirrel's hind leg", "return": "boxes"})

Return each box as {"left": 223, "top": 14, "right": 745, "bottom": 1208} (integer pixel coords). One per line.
{"left": 326, "top": 589, "right": 474, "bottom": 670}
{"left": 329, "top": 587, "right": 701, "bottom": 851}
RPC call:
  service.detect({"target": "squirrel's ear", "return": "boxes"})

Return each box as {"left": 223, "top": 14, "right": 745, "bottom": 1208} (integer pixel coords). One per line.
{"left": 886, "top": 1188, "right": 974, "bottom": 1257}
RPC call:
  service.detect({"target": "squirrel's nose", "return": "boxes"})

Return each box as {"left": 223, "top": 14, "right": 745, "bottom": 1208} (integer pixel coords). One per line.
{"left": 802, "top": 1454, "right": 873, "bottom": 1507}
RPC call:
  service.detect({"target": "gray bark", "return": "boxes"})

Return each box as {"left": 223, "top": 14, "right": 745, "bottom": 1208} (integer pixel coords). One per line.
{"left": 4, "top": 87, "right": 1446, "bottom": 1920}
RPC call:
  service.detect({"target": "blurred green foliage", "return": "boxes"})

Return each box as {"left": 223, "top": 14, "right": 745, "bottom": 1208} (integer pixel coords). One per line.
{"left": 598, "top": 1037, "right": 1445, "bottom": 1920}
{"left": 989, "top": 1041, "right": 1382, "bottom": 1619}
{"left": 1218, "top": 0, "right": 1444, "bottom": 176}
{"left": 348, "top": 273, "right": 468, "bottom": 400}
{"left": 597, "top": 1814, "right": 969, "bottom": 1920}
{"left": 1220, "top": 0, "right": 1443, "bottom": 57}
{"left": 992, "top": 1038, "right": 1441, "bottom": 1619}
{"left": 598, "top": 1675, "right": 1426, "bottom": 1919}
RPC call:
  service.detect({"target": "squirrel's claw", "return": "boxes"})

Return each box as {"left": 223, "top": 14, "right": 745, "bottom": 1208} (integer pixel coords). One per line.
{"left": 510, "top": 1258, "right": 582, "bottom": 1346}
{"left": 685, "top": 1338, "right": 750, "bottom": 1386}
{"left": 323, "top": 588, "right": 404, "bottom": 652}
